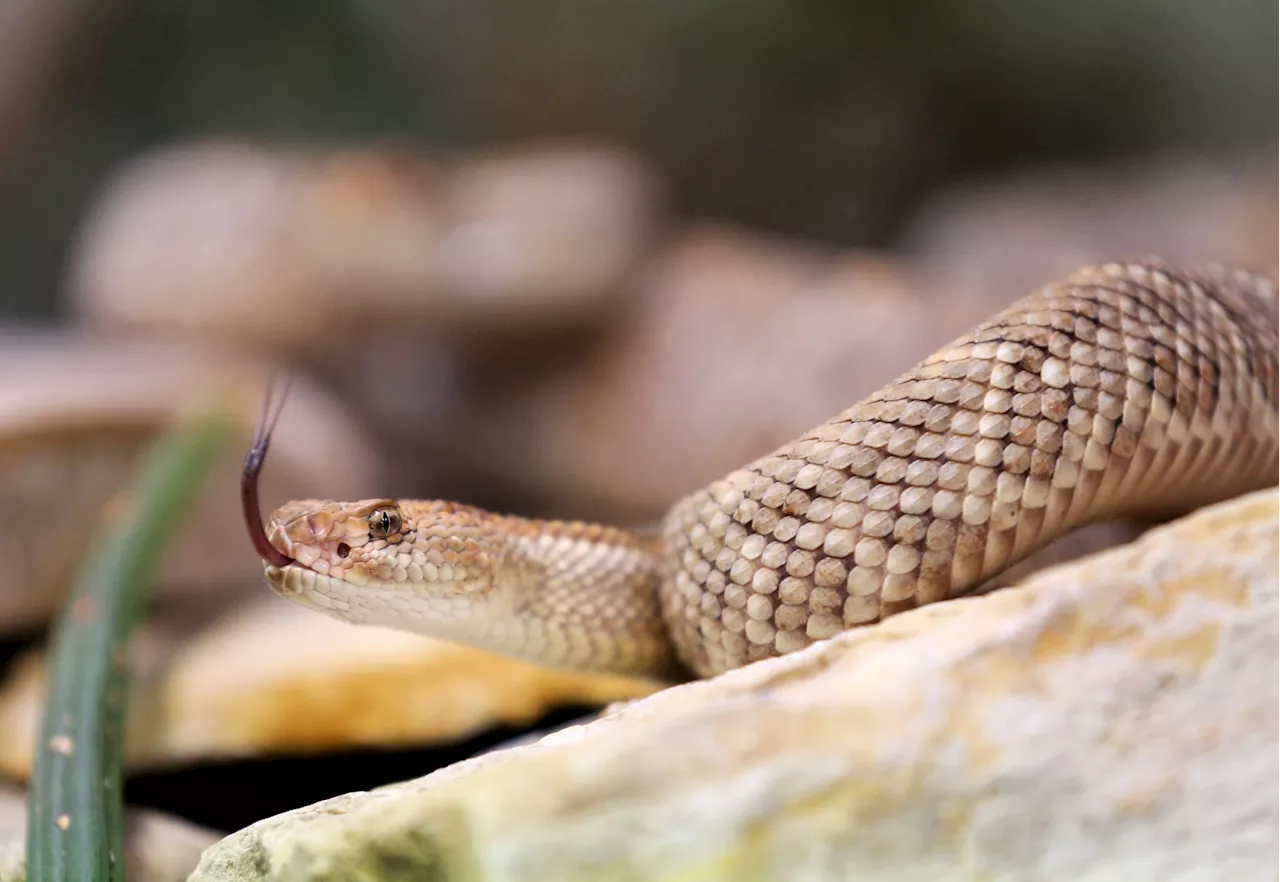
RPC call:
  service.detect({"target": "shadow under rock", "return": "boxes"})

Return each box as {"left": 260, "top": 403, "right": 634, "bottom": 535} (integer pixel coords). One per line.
{"left": 122, "top": 704, "right": 599, "bottom": 834}
{"left": 0, "top": 628, "right": 41, "bottom": 685}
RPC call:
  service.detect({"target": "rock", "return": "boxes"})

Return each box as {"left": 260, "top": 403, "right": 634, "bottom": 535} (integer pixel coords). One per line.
{"left": 64, "top": 140, "right": 444, "bottom": 351}
{"left": 1223, "top": 154, "right": 1280, "bottom": 272}
{"left": 0, "top": 783, "right": 219, "bottom": 882}
{"left": 66, "top": 140, "right": 659, "bottom": 352}
{"left": 898, "top": 153, "right": 1279, "bottom": 302}
{"left": 62, "top": 140, "right": 662, "bottom": 500}
{"left": 432, "top": 142, "right": 662, "bottom": 328}
{"left": 0, "top": 597, "right": 660, "bottom": 778}
{"left": 0, "top": 332, "right": 380, "bottom": 633}
{"left": 191, "top": 488, "right": 1278, "bottom": 881}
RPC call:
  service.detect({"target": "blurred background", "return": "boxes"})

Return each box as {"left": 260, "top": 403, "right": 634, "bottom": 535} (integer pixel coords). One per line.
{"left": 0, "top": 0, "right": 1276, "bottom": 842}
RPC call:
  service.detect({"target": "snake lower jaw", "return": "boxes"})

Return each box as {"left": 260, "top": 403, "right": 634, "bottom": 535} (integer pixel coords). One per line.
{"left": 262, "top": 564, "right": 293, "bottom": 596}
{"left": 263, "top": 561, "right": 513, "bottom": 640}
{"left": 259, "top": 551, "right": 394, "bottom": 631}
{"left": 263, "top": 564, "right": 358, "bottom": 619}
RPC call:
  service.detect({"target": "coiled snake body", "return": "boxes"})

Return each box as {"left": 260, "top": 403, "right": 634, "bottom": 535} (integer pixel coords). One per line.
{"left": 253, "top": 261, "right": 1279, "bottom": 681}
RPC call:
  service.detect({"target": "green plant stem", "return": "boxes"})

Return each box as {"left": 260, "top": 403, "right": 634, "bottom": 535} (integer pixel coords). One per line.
{"left": 26, "top": 413, "right": 230, "bottom": 882}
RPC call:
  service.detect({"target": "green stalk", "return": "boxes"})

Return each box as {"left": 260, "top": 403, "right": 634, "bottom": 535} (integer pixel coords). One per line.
{"left": 25, "top": 412, "right": 230, "bottom": 882}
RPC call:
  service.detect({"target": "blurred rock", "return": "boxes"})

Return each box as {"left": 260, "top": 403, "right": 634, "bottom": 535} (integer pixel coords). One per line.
{"left": 0, "top": 596, "right": 660, "bottom": 778}
{"left": 0, "top": 783, "right": 220, "bottom": 882}
{"left": 66, "top": 139, "right": 660, "bottom": 352}
{"left": 898, "top": 152, "right": 1279, "bottom": 300}
{"left": 189, "top": 487, "right": 1279, "bottom": 882}
{"left": 1223, "top": 152, "right": 1280, "bottom": 271}
{"left": 0, "top": 331, "right": 381, "bottom": 633}
{"left": 434, "top": 142, "right": 661, "bottom": 329}
{"left": 65, "top": 140, "right": 442, "bottom": 350}
{"left": 63, "top": 139, "right": 662, "bottom": 501}
{"left": 467, "top": 224, "right": 1010, "bottom": 523}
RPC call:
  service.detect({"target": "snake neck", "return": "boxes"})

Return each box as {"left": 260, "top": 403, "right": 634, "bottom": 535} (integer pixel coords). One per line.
{"left": 489, "top": 517, "right": 686, "bottom": 681}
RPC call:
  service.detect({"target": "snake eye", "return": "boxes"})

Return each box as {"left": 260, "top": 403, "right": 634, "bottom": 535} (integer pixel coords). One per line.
{"left": 368, "top": 508, "right": 402, "bottom": 539}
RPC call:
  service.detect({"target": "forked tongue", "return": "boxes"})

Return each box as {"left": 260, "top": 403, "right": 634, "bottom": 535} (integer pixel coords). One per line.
{"left": 242, "top": 372, "right": 294, "bottom": 568}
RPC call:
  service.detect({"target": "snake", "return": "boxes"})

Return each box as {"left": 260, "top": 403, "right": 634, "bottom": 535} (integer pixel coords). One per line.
{"left": 242, "top": 260, "right": 1279, "bottom": 681}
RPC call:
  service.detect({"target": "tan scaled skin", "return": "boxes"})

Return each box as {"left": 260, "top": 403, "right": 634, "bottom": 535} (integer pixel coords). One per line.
{"left": 261, "top": 261, "right": 1279, "bottom": 680}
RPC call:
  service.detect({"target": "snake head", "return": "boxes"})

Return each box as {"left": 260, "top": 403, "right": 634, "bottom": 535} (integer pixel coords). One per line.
{"left": 260, "top": 498, "right": 381, "bottom": 569}
{"left": 261, "top": 498, "right": 509, "bottom": 632}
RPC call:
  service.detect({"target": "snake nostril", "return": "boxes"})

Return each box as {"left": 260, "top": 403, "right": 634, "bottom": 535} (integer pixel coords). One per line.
{"left": 336, "top": 543, "right": 351, "bottom": 559}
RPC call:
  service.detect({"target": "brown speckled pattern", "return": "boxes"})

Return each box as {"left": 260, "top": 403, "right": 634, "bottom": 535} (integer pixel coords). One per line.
{"left": 264, "top": 261, "right": 1279, "bottom": 679}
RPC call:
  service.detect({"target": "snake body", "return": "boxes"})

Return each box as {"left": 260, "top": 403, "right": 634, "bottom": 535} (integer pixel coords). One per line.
{"left": 262, "top": 261, "right": 1279, "bottom": 680}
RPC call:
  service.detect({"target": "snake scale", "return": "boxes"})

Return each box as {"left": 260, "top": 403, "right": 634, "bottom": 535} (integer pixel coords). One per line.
{"left": 245, "top": 260, "right": 1279, "bottom": 681}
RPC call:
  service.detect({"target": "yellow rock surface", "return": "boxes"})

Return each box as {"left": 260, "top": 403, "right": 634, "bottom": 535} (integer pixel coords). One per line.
{"left": 0, "top": 598, "right": 660, "bottom": 777}
{"left": 191, "top": 488, "right": 1278, "bottom": 881}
